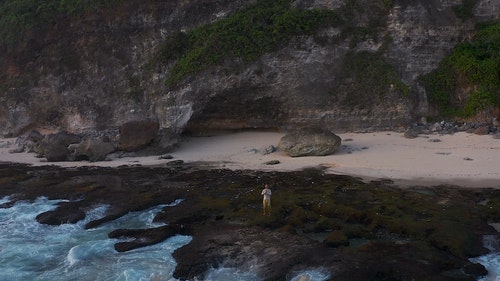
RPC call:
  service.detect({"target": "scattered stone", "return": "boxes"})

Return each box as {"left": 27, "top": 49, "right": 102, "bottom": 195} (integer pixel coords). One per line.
{"left": 26, "top": 129, "right": 44, "bottom": 143}
{"left": 403, "top": 130, "right": 419, "bottom": 139}
{"left": 473, "top": 126, "right": 490, "bottom": 135}
{"left": 278, "top": 128, "right": 342, "bottom": 157}
{"left": 264, "top": 160, "right": 280, "bottom": 165}
{"left": 464, "top": 157, "right": 473, "bottom": 161}
{"left": 0, "top": 140, "right": 11, "bottom": 149}
{"left": 436, "top": 152, "right": 451, "bottom": 155}
{"left": 428, "top": 138, "right": 441, "bottom": 143}
{"left": 159, "top": 154, "right": 174, "bottom": 160}
{"left": 167, "top": 160, "right": 184, "bottom": 166}
{"left": 258, "top": 145, "right": 276, "bottom": 155}
{"left": 344, "top": 138, "right": 354, "bottom": 142}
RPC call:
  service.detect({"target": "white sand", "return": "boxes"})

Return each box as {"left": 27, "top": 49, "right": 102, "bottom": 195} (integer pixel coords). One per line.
{"left": 1, "top": 131, "right": 499, "bottom": 188}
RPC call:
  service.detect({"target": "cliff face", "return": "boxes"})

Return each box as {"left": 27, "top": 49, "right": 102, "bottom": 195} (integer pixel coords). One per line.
{"left": 0, "top": 0, "right": 498, "bottom": 138}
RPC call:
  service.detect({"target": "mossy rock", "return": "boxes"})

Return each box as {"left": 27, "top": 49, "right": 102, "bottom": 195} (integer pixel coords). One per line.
{"left": 324, "top": 230, "right": 349, "bottom": 247}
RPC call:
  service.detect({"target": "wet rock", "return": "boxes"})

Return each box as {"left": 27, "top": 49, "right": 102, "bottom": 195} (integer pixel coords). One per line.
{"left": 278, "top": 128, "right": 341, "bottom": 157}
{"left": 119, "top": 119, "right": 159, "bottom": 152}
{"left": 1, "top": 163, "right": 498, "bottom": 281}
{"left": 109, "top": 224, "right": 190, "bottom": 252}
{"left": 36, "top": 202, "right": 86, "bottom": 225}
{"left": 324, "top": 230, "right": 349, "bottom": 247}
{"left": 172, "top": 225, "right": 338, "bottom": 281}
{"left": 463, "top": 262, "right": 488, "bottom": 277}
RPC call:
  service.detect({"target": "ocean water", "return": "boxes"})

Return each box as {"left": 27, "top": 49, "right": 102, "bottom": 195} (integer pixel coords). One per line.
{"left": 0, "top": 196, "right": 496, "bottom": 281}
{"left": 470, "top": 235, "right": 500, "bottom": 281}
{"left": 0, "top": 196, "right": 191, "bottom": 281}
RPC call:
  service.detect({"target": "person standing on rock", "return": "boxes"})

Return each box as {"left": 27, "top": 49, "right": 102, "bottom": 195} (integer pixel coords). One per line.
{"left": 261, "top": 184, "right": 272, "bottom": 216}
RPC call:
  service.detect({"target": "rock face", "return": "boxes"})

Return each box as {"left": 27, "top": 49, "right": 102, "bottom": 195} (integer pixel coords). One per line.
{"left": 0, "top": 0, "right": 498, "bottom": 138}
{"left": 278, "top": 128, "right": 342, "bottom": 157}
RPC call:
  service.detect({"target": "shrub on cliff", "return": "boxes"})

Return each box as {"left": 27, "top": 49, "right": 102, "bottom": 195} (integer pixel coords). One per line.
{"left": 158, "top": 0, "right": 342, "bottom": 86}
{"left": 0, "top": 0, "right": 123, "bottom": 52}
{"left": 423, "top": 23, "right": 500, "bottom": 118}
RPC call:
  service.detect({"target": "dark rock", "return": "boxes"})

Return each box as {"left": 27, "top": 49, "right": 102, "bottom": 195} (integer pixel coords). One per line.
{"left": 473, "top": 126, "right": 490, "bottom": 135}
{"left": 463, "top": 262, "right": 488, "bottom": 277}
{"left": 167, "top": 160, "right": 184, "bottom": 166}
{"left": 428, "top": 138, "right": 441, "bottom": 142}
{"left": 324, "top": 230, "right": 349, "bottom": 247}
{"left": 35, "top": 131, "right": 82, "bottom": 161}
{"left": 159, "top": 154, "right": 174, "bottom": 160}
{"left": 109, "top": 224, "right": 189, "bottom": 252}
{"left": 278, "top": 128, "right": 342, "bottom": 157}
{"left": 36, "top": 202, "right": 86, "bottom": 225}
{"left": 70, "top": 139, "right": 116, "bottom": 162}
{"left": 119, "top": 120, "right": 159, "bottom": 152}
{"left": 1, "top": 164, "right": 498, "bottom": 281}
{"left": 27, "top": 130, "right": 44, "bottom": 143}
{"left": 403, "top": 130, "right": 419, "bottom": 139}
{"left": 264, "top": 160, "right": 280, "bottom": 165}
{"left": 172, "top": 225, "right": 338, "bottom": 281}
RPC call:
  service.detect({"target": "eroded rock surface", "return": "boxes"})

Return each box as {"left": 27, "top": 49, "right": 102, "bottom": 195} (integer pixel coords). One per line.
{"left": 0, "top": 163, "right": 498, "bottom": 280}
{"left": 278, "top": 128, "right": 342, "bottom": 157}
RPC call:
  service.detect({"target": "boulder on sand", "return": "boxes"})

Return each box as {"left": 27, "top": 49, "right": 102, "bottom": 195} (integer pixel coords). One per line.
{"left": 35, "top": 131, "right": 81, "bottom": 161}
{"left": 70, "top": 138, "right": 116, "bottom": 162}
{"left": 278, "top": 128, "right": 342, "bottom": 157}
{"left": 119, "top": 119, "right": 159, "bottom": 152}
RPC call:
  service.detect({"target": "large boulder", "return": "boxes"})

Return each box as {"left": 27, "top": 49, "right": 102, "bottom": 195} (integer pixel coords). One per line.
{"left": 278, "top": 128, "right": 342, "bottom": 157}
{"left": 119, "top": 120, "right": 159, "bottom": 152}
{"left": 35, "top": 131, "right": 82, "bottom": 161}
{"left": 70, "top": 138, "right": 116, "bottom": 162}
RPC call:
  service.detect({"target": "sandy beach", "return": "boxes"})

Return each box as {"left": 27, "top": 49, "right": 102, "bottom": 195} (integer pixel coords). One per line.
{"left": 1, "top": 131, "right": 499, "bottom": 188}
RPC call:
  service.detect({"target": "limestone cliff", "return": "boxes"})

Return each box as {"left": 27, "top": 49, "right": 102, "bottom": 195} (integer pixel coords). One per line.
{"left": 0, "top": 0, "right": 498, "bottom": 139}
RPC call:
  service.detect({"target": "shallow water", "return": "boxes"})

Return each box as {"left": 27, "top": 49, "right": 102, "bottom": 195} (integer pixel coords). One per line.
{"left": 1, "top": 196, "right": 497, "bottom": 281}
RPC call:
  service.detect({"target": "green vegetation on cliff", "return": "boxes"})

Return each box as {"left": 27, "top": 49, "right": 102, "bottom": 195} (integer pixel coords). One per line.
{"left": 158, "top": 0, "right": 342, "bottom": 86}
{"left": 423, "top": 23, "right": 500, "bottom": 117}
{"left": 334, "top": 51, "right": 410, "bottom": 108}
{"left": 0, "top": 0, "right": 122, "bottom": 51}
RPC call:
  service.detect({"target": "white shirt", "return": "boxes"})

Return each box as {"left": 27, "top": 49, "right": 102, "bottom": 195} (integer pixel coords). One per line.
{"left": 261, "top": 188, "right": 271, "bottom": 200}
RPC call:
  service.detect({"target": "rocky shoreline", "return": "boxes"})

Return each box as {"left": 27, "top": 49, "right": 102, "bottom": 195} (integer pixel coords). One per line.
{"left": 1, "top": 162, "right": 499, "bottom": 280}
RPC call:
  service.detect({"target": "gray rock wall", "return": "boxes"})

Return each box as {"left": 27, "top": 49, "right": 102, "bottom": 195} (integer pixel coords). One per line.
{"left": 0, "top": 0, "right": 498, "bottom": 137}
